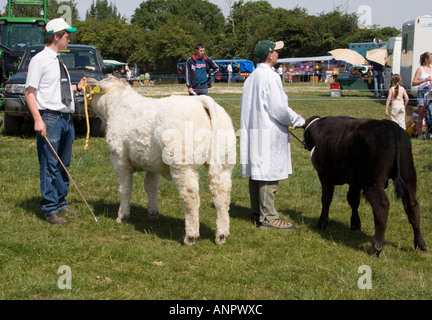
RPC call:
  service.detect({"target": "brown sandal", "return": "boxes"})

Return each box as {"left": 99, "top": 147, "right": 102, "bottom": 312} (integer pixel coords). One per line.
{"left": 260, "top": 219, "right": 295, "bottom": 231}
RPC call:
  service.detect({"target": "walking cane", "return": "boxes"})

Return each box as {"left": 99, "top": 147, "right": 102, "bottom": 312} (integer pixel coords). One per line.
{"left": 43, "top": 135, "right": 98, "bottom": 223}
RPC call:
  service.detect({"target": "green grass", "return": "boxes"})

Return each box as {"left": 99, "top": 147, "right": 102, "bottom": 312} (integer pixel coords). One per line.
{"left": 1, "top": 82, "right": 432, "bottom": 300}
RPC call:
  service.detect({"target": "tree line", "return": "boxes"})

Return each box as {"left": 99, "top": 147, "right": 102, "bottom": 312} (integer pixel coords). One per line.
{"left": 6, "top": 0, "right": 400, "bottom": 75}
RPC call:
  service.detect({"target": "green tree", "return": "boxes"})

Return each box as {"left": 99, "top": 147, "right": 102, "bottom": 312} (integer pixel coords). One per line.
{"left": 74, "top": 18, "right": 139, "bottom": 63}
{"left": 130, "top": 20, "right": 195, "bottom": 74}
{"left": 131, "top": 0, "right": 225, "bottom": 54}
{"left": 346, "top": 26, "right": 400, "bottom": 48}
{"left": 86, "top": 0, "right": 124, "bottom": 20}
{"left": 222, "top": 0, "right": 276, "bottom": 60}
{"left": 4, "top": 0, "right": 79, "bottom": 23}
{"left": 72, "top": 0, "right": 401, "bottom": 75}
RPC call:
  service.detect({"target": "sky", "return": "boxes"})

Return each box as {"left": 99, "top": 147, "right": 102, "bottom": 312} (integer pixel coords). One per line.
{"left": 0, "top": 0, "right": 429, "bottom": 29}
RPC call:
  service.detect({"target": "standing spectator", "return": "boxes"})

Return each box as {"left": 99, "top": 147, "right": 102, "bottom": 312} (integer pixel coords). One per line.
{"left": 277, "top": 65, "right": 283, "bottom": 80}
{"left": 412, "top": 52, "right": 432, "bottom": 138}
{"left": 126, "top": 68, "right": 132, "bottom": 82}
{"left": 240, "top": 40, "right": 305, "bottom": 230}
{"left": 319, "top": 61, "right": 326, "bottom": 82}
{"left": 371, "top": 60, "right": 384, "bottom": 98}
{"left": 185, "top": 43, "right": 219, "bottom": 95}
{"left": 385, "top": 74, "right": 408, "bottom": 129}
{"left": 227, "top": 62, "right": 233, "bottom": 84}
{"left": 25, "top": 18, "right": 86, "bottom": 225}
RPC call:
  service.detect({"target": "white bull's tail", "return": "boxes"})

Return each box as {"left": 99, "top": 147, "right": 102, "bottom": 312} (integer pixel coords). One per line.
{"left": 196, "top": 95, "right": 221, "bottom": 164}
{"left": 197, "top": 95, "right": 218, "bottom": 130}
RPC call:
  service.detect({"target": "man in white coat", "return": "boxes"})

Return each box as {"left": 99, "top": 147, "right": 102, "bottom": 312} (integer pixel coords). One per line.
{"left": 240, "top": 40, "right": 305, "bottom": 230}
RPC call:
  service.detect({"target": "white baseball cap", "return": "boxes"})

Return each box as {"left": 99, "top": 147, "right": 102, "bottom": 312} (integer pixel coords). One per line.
{"left": 45, "top": 18, "right": 77, "bottom": 35}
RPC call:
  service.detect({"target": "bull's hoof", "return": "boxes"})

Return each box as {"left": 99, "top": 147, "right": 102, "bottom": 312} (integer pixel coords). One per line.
{"left": 148, "top": 211, "right": 159, "bottom": 219}
{"left": 116, "top": 216, "right": 128, "bottom": 224}
{"left": 350, "top": 223, "right": 362, "bottom": 231}
{"left": 415, "top": 243, "right": 427, "bottom": 252}
{"left": 215, "top": 234, "right": 229, "bottom": 245}
{"left": 369, "top": 244, "right": 383, "bottom": 257}
{"left": 317, "top": 221, "right": 328, "bottom": 231}
{"left": 184, "top": 236, "right": 198, "bottom": 246}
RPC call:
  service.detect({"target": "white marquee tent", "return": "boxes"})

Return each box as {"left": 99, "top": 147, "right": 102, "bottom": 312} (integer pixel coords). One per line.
{"left": 277, "top": 55, "right": 334, "bottom": 64}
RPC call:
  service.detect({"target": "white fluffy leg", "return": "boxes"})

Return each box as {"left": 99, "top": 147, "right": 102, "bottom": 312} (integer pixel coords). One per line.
{"left": 171, "top": 166, "right": 200, "bottom": 245}
{"left": 208, "top": 164, "right": 232, "bottom": 244}
{"left": 144, "top": 171, "right": 160, "bottom": 218}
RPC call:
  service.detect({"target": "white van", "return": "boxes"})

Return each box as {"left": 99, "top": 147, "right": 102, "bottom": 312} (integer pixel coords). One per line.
{"left": 384, "top": 15, "right": 432, "bottom": 96}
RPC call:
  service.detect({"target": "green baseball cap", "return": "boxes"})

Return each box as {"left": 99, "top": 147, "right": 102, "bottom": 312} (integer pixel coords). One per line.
{"left": 254, "top": 40, "right": 284, "bottom": 60}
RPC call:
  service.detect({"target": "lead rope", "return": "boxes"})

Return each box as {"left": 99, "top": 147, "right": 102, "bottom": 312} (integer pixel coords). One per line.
{"left": 83, "top": 83, "right": 91, "bottom": 150}
{"left": 81, "top": 82, "right": 120, "bottom": 150}
{"left": 43, "top": 134, "right": 98, "bottom": 223}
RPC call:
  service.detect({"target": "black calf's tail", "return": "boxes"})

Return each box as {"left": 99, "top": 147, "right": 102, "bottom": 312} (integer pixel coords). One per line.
{"left": 392, "top": 125, "right": 404, "bottom": 199}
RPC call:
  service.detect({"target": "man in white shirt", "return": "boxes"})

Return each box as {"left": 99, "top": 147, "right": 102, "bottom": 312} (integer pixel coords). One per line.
{"left": 25, "top": 18, "right": 86, "bottom": 225}
{"left": 240, "top": 40, "right": 305, "bottom": 230}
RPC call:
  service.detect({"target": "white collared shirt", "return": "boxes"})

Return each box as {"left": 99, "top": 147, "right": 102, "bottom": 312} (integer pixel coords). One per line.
{"left": 26, "top": 46, "right": 74, "bottom": 112}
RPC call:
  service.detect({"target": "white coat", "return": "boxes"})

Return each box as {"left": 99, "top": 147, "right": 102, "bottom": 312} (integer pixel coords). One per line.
{"left": 240, "top": 63, "right": 305, "bottom": 181}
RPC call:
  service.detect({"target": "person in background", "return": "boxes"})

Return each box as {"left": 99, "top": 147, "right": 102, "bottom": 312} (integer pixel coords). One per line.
{"left": 240, "top": 39, "right": 305, "bottom": 231}
{"left": 185, "top": 43, "right": 219, "bottom": 95}
{"left": 25, "top": 18, "right": 86, "bottom": 225}
{"left": 412, "top": 52, "right": 432, "bottom": 139}
{"left": 405, "top": 106, "right": 419, "bottom": 136}
{"left": 370, "top": 60, "right": 384, "bottom": 98}
{"left": 385, "top": 74, "right": 408, "bottom": 129}
{"left": 227, "top": 62, "right": 233, "bottom": 84}
{"left": 319, "top": 61, "right": 326, "bottom": 83}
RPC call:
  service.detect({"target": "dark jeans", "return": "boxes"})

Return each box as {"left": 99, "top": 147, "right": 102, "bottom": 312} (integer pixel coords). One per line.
{"left": 194, "top": 83, "right": 208, "bottom": 95}
{"left": 373, "top": 70, "right": 384, "bottom": 97}
{"left": 37, "top": 111, "right": 75, "bottom": 216}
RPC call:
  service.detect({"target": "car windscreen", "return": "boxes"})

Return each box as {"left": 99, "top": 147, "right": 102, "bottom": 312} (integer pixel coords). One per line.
{"left": 19, "top": 47, "right": 101, "bottom": 73}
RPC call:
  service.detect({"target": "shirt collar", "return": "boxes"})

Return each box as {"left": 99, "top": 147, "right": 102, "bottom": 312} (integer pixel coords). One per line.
{"left": 43, "top": 46, "right": 60, "bottom": 60}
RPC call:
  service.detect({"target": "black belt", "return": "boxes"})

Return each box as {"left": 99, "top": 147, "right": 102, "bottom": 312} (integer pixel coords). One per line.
{"left": 40, "top": 110, "right": 72, "bottom": 117}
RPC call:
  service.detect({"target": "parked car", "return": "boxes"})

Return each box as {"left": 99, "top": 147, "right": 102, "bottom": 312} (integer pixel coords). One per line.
{"left": 348, "top": 64, "right": 372, "bottom": 77}
{"left": 3, "top": 44, "right": 113, "bottom": 136}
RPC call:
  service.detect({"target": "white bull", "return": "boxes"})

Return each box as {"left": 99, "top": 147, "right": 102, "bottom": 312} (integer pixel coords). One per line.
{"left": 87, "top": 77, "right": 236, "bottom": 245}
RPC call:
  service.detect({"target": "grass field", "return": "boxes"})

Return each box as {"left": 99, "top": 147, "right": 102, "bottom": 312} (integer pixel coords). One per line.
{"left": 1, "top": 82, "right": 432, "bottom": 300}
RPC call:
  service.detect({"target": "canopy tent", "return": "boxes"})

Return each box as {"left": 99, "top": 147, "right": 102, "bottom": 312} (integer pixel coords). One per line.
{"left": 366, "top": 49, "right": 387, "bottom": 66}
{"left": 328, "top": 49, "right": 368, "bottom": 65}
{"left": 278, "top": 55, "right": 334, "bottom": 64}
{"left": 214, "top": 59, "right": 255, "bottom": 73}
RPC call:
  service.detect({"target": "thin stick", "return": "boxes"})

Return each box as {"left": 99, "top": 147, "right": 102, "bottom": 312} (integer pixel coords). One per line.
{"left": 43, "top": 135, "right": 98, "bottom": 223}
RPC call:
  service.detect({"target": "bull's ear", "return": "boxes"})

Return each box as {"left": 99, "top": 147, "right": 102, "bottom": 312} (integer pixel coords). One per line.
{"left": 86, "top": 77, "right": 100, "bottom": 89}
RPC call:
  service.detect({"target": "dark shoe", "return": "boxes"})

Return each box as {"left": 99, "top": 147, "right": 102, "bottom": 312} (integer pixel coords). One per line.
{"left": 59, "top": 207, "right": 79, "bottom": 215}
{"left": 46, "top": 214, "right": 69, "bottom": 225}
{"left": 260, "top": 219, "right": 295, "bottom": 231}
